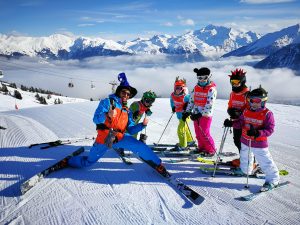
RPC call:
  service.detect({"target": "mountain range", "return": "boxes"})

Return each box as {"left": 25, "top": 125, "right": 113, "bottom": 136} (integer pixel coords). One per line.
{"left": 0, "top": 24, "right": 260, "bottom": 61}
{"left": 1, "top": 24, "right": 300, "bottom": 72}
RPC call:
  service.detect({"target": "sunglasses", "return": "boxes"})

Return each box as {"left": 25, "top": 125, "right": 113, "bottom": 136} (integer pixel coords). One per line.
{"left": 230, "top": 79, "right": 241, "bottom": 85}
{"left": 121, "top": 90, "right": 131, "bottom": 97}
{"left": 197, "top": 76, "right": 209, "bottom": 81}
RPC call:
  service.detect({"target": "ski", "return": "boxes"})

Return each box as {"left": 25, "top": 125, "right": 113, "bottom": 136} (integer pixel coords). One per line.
{"left": 150, "top": 146, "right": 168, "bottom": 151}
{"left": 165, "top": 175, "right": 205, "bottom": 205}
{"left": 153, "top": 143, "right": 176, "bottom": 147}
{"left": 21, "top": 147, "right": 84, "bottom": 195}
{"left": 199, "top": 166, "right": 265, "bottom": 179}
{"left": 140, "top": 158, "right": 204, "bottom": 205}
{"left": 28, "top": 140, "right": 64, "bottom": 149}
{"left": 240, "top": 181, "right": 291, "bottom": 201}
{"left": 197, "top": 157, "right": 236, "bottom": 167}
{"left": 113, "top": 148, "right": 133, "bottom": 165}
{"left": 0, "top": 125, "right": 6, "bottom": 130}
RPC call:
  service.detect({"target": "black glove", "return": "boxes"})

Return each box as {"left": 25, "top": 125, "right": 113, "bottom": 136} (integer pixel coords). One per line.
{"left": 172, "top": 106, "right": 176, "bottom": 113}
{"left": 223, "top": 118, "right": 233, "bottom": 127}
{"left": 182, "top": 112, "right": 190, "bottom": 121}
{"left": 145, "top": 109, "right": 152, "bottom": 116}
{"left": 132, "top": 111, "right": 139, "bottom": 120}
{"left": 247, "top": 128, "right": 259, "bottom": 138}
{"left": 190, "top": 113, "right": 202, "bottom": 121}
{"left": 227, "top": 108, "right": 241, "bottom": 119}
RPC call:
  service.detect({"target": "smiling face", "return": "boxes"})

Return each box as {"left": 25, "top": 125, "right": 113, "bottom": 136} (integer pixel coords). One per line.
{"left": 120, "top": 89, "right": 131, "bottom": 102}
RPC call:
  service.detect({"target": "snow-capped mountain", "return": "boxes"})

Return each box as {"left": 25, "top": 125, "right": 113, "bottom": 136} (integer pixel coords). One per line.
{"left": 223, "top": 24, "right": 300, "bottom": 57}
{"left": 0, "top": 24, "right": 260, "bottom": 61}
{"left": 121, "top": 25, "right": 260, "bottom": 59}
{"left": 254, "top": 43, "right": 300, "bottom": 73}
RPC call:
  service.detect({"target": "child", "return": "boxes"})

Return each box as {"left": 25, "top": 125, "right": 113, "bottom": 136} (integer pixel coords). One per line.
{"left": 226, "top": 86, "right": 280, "bottom": 191}
{"left": 183, "top": 67, "right": 217, "bottom": 156}
{"left": 129, "top": 90, "right": 157, "bottom": 142}
{"left": 170, "top": 76, "right": 194, "bottom": 151}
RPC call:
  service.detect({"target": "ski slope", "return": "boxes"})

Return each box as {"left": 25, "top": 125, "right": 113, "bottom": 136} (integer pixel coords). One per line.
{"left": 0, "top": 99, "right": 300, "bottom": 225}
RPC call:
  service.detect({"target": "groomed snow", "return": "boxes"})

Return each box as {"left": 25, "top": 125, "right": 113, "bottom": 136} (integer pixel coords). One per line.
{"left": 0, "top": 98, "right": 300, "bottom": 225}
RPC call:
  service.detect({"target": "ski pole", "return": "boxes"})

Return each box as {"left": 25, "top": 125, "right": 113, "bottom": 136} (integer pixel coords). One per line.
{"left": 185, "top": 121, "right": 195, "bottom": 143}
{"left": 212, "top": 126, "right": 229, "bottom": 177}
{"left": 157, "top": 112, "right": 174, "bottom": 145}
{"left": 245, "top": 139, "right": 251, "bottom": 189}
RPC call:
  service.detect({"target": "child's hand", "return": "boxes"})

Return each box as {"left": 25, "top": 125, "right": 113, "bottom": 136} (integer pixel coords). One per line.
{"left": 143, "top": 117, "right": 149, "bottom": 126}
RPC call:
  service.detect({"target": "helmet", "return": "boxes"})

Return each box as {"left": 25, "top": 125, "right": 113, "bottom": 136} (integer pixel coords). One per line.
{"left": 247, "top": 85, "right": 268, "bottom": 109}
{"left": 142, "top": 90, "right": 157, "bottom": 100}
{"left": 174, "top": 76, "right": 186, "bottom": 87}
{"left": 229, "top": 68, "right": 247, "bottom": 92}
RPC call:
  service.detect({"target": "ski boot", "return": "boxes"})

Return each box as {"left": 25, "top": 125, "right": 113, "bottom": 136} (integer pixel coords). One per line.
{"left": 260, "top": 182, "right": 279, "bottom": 192}
{"left": 231, "top": 167, "right": 245, "bottom": 176}
{"left": 156, "top": 164, "right": 171, "bottom": 178}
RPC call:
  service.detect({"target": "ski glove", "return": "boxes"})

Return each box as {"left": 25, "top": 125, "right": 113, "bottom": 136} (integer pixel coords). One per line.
{"left": 223, "top": 119, "right": 233, "bottom": 127}
{"left": 145, "top": 109, "right": 152, "bottom": 116}
{"left": 172, "top": 106, "right": 176, "bottom": 113}
{"left": 190, "top": 113, "right": 202, "bottom": 121}
{"left": 247, "top": 128, "right": 259, "bottom": 138}
{"left": 132, "top": 111, "right": 139, "bottom": 120}
{"left": 181, "top": 112, "right": 190, "bottom": 121}
{"left": 227, "top": 108, "right": 241, "bottom": 119}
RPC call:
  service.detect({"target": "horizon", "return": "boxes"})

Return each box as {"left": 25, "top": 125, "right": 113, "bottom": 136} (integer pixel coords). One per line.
{"left": 1, "top": 0, "right": 300, "bottom": 41}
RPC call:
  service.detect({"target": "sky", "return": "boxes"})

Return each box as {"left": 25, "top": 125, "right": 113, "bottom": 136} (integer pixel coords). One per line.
{"left": 0, "top": 0, "right": 300, "bottom": 41}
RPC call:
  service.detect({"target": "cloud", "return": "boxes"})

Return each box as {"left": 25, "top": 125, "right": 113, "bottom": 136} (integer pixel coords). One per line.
{"left": 240, "top": 0, "right": 294, "bottom": 4}
{"left": 180, "top": 19, "right": 195, "bottom": 26}
{"left": 77, "top": 23, "right": 95, "bottom": 27}
{"left": 2, "top": 56, "right": 300, "bottom": 105}
{"left": 162, "top": 22, "right": 174, "bottom": 27}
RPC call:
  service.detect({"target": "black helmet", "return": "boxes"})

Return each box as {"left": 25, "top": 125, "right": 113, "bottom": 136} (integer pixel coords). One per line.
{"left": 248, "top": 86, "right": 268, "bottom": 99}
{"left": 247, "top": 85, "right": 268, "bottom": 108}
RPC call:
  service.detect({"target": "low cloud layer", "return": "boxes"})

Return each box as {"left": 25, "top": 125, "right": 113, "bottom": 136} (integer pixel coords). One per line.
{"left": 1, "top": 55, "right": 300, "bottom": 105}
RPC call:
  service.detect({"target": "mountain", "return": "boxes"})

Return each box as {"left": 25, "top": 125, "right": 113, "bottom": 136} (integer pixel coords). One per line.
{"left": 223, "top": 24, "right": 300, "bottom": 58}
{"left": 254, "top": 43, "right": 300, "bottom": 74}
{"left": 0, "top": 25, "right": 260, "bottom": 61}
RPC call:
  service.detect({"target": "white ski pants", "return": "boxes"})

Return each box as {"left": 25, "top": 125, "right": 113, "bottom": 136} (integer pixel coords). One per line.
{"left": 240, "top": 143, "right": 280, "bottom": 184}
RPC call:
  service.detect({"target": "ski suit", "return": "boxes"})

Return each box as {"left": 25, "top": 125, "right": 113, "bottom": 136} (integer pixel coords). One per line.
{"left": 233, "top": 107, "right": 280, "bottom": 184}
{"left": 227, "top": 87, "right": 249, "bottom": 152}
{"left": 68, "top": 94, "right": 161, "bottom": 168}
{"left": 129, "top": 101, "right": 151, "bottom": 138}
{"left": 170, "top": 93, "right": 193, "bottom": 148}
{"left": 186, "top": 81, "right": 217, "bottom": 154}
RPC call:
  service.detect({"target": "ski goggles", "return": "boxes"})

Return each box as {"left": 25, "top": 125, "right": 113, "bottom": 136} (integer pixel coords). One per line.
{"left": 248, "top": 97, "right": 268, "bottom": 104}
{"left": 175, "top": 86, "right": 183, "bottom": 91}
{"left": 144, "top": 98, "right": 155, "bottom": 104}
{"left": 197, "top": 75, "right": 209, "bottom": 81}
{"left": 230, "top": 79, "right": 241, "bottom": 85}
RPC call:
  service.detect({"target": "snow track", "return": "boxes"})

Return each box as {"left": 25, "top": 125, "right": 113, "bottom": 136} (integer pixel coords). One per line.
{"left": 1, "top": 100, "right": 300, "bottom": 224}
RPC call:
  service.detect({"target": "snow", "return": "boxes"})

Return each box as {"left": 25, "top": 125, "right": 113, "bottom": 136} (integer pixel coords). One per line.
{"left": 0, "top": 84, "right": 87, "bottom": 112}
{"left": 0, "top": 94, "right": 300, "bottom": 224}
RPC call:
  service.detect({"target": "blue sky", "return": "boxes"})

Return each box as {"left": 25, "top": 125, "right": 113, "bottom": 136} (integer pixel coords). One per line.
{"left": 0, "top": 0, "right": 299, "bottom": 40}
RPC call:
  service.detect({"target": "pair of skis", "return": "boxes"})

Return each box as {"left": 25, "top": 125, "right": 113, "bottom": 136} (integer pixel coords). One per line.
{"left": 21, "top": 145, "right": 204, "bottom": 205}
